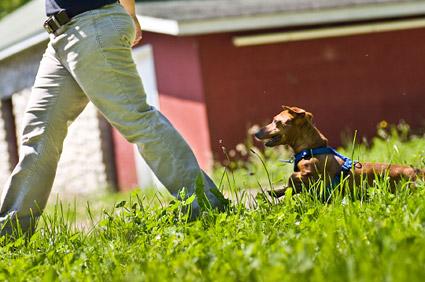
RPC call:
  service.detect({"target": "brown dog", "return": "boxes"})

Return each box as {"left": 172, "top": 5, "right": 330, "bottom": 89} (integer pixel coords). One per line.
{"left": 255, "top": 106, "right": 424, "bottom": 197}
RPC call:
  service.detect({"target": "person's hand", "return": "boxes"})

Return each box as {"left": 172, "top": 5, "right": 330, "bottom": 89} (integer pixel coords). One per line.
{"left": 132, "top": 15, "right": 143, "bottom": 47}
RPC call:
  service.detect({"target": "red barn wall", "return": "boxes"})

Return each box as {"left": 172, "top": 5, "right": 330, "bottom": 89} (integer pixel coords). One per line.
{"left": 198, "top": 28, "right": 425, "bottom": 159}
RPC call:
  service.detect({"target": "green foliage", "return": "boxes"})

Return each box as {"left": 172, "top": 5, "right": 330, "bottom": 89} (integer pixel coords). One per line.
{"left": 0, "top": 0, "right": 31, "bottom": 20}
{"left": 0, "top": 123, "right": 424, "bottom": 281}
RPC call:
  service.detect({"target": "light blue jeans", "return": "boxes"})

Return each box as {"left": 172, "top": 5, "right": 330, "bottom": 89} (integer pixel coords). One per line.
{"left": 0, "top": 3, "right": 226, "bottom": 234}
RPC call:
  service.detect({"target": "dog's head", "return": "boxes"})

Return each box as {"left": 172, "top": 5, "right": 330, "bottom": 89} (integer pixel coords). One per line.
{"left": 254, "top": 106, "right": 313, "bottom": 147}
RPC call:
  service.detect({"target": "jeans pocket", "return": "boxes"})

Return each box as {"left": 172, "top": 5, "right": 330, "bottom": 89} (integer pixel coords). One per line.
{"left": 110, "top": 13, "right": 135, "bottom": 47}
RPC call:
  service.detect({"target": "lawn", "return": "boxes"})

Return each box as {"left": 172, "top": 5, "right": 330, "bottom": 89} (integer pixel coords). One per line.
{"left": 0, "top": 123, "right": 424, "bottom": 281}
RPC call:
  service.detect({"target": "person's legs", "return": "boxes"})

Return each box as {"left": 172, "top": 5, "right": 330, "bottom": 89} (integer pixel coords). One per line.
{"left": 54, "top": 4, "right": 226, "bottom": 214}
{"left": 0, "top": 43, "right": 89, "bottom": 235}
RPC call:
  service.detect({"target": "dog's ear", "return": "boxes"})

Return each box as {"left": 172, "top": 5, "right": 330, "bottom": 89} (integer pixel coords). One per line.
{"left": 282, "top": 106, "right": 312, "bottom": 121}
{"left": 289, "top": 107, "right": 306, "bottom": 115}
{"left": 282, "top": 106, "right": 305, "bottom": 114}
{"left": 306, "top": 111, "right": 313, "bottom": 121}
{"left": 290, "top": 107, "right": 314, "bottom": 125}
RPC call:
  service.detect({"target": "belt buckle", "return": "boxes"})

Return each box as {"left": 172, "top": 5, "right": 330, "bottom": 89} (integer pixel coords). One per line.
{"left": 43, "top": 18, "right": 58, "bottom": 34}
{"left": 43, "top": 19, "right": 54, "bottom": 34}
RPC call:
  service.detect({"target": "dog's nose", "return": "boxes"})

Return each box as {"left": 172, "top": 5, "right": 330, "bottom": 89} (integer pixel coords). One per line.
{"left": 254, "top": 130, "right": 264, "bottom": 139}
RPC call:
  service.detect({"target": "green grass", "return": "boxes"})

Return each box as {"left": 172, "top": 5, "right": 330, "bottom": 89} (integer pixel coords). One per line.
{"left": 0, "top": 123, "right": 425, "bottom": 281}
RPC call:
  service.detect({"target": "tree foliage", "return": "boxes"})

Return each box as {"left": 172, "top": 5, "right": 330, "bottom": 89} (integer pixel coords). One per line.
{"left": 0, "top": 0, "right": 31, "bottom": 19}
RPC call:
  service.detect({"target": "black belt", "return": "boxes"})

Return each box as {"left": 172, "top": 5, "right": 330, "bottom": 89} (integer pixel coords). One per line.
{"left": 43, "top": 10, "right": 71, "bottom": 34}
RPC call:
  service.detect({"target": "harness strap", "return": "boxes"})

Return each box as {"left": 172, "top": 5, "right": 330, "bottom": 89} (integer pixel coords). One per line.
{"left": 293, "top": 146, "right": 355, "bottom": 192}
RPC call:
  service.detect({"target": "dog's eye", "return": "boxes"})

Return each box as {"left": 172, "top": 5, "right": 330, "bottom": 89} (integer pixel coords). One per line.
{"left": 275, "top": 120, "right": 283, "bottom": 126}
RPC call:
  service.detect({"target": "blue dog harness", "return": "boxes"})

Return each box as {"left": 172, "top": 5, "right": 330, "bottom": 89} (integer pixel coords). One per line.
{"left": 293, "top": 147, "right": 355, "bottom": 191}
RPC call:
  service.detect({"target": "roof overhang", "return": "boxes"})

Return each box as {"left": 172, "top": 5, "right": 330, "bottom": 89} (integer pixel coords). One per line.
{"left": 0, "top": 32, "right": 48, "bottom": 61}
{"left": 138, "top": 1, "right": 425, "bottom": 35}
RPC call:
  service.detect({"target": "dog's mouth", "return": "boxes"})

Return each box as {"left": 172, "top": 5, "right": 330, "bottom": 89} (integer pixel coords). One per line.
{"left": 265, "top": 135, "right": 282, "bottom": 147}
